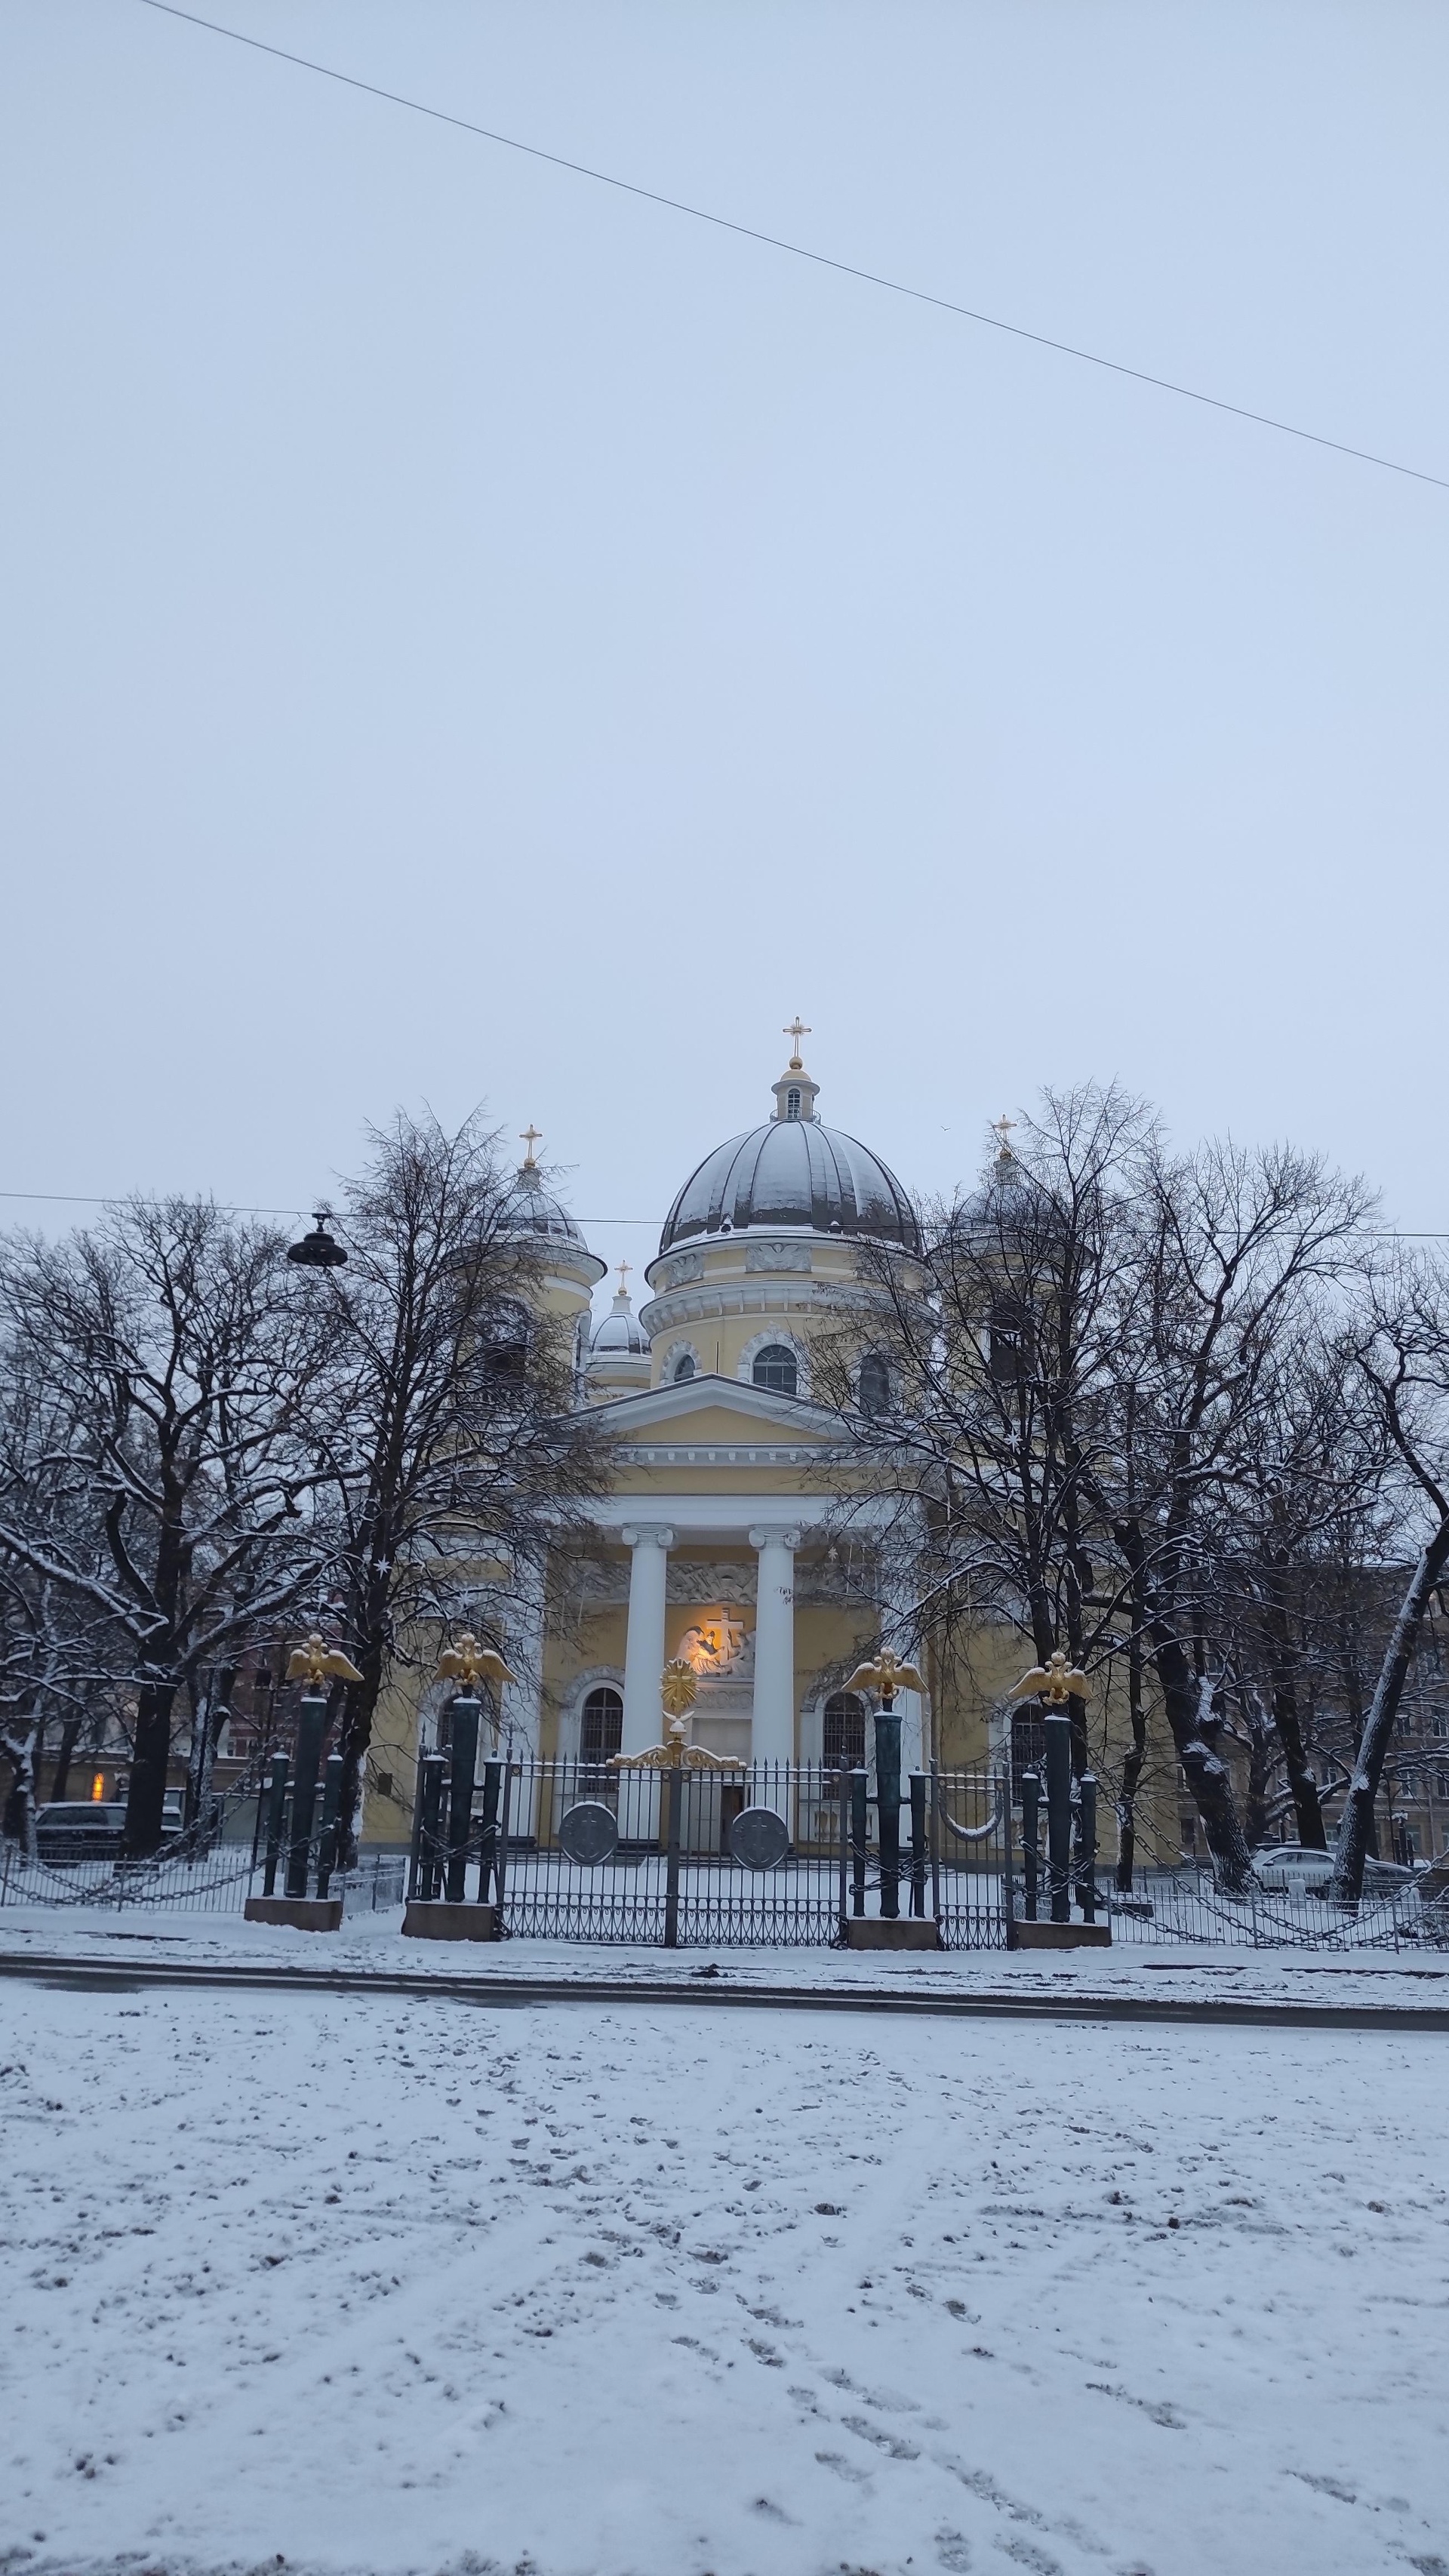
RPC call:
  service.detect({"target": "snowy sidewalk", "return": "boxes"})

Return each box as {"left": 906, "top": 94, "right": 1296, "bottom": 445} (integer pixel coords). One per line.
{"left": 4, "top": 1903, "right": 1449, "bottom": 2020}
{"left": 1, "top": 1977, "right": 1446, "bottom": 2576}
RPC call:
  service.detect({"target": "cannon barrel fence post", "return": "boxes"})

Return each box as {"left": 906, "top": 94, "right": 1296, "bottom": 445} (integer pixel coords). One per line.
{"left": 1021, "top": 1769, "right": 1041, "bottom": 1921}
{"left": 838, "top": 1766, "right": 850, "bottom": 1938}
{"left": 315, "top": 1753, "right": 344, "bottom": 1897}
{"left": 1000, "top": 1759, "right": 1014, "bottom": 1942}
{"left": 406, "top": 1751, "right": 427, "bottom": 1900}
{"left": 418, "top": 1755, "right": 446, "bottom": 1903}
{"left": 1044, "top": 1710, "right": 1072, "bottom": 1924}
{"left": 286, "top": 1689, "right": 328, "bottom": 1900}
{"left": 261, "top": 1753, "right": 289, "bottom": 1897}
{"left": 875, "top": 1698, "right": 903, "bottom": 1919}
{"left": 445, "top": 1692, "right": 481, "bottom": 1905}
{"left": 477, "top": 1757, "right": 502, "bottom": 1904}
{"left": 850, "top": 1768, "right": 868, "bottom": 1917}
{"left": 929, "top": 1761, "right": 942, "bottom": 1928}
{"left": 908, "top": 1774, "right": 928, "bottom": 1919}
{"left": 1078, "top": 1771, "right": 1097, "bottom": 1923}
{"left": 493, "top": 1757, "right": 515, "bottom": 1916}
{"left": 663, "top": 1761, "right": 683, "bottom": 1949}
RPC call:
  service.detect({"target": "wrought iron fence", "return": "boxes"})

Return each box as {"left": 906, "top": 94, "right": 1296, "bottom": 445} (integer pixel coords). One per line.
{"left": 409, "top": 1757, "right": 1015, "bottom": 1949}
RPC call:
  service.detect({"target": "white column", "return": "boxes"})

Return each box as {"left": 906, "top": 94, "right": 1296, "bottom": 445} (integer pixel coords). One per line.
{"left": 749, "top": 1526, "right": 801, "bottom": 1775}
{"left": 620, "top": 1525, "right": 674, "bottom": 1755}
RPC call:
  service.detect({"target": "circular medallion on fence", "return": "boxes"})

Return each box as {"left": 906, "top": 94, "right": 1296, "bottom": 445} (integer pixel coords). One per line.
{"left": 728, "top": 1805, "right": 790, "bottom": 1871}
{"left": 558, "top": 1801, "right": 620, "bottom": 1866}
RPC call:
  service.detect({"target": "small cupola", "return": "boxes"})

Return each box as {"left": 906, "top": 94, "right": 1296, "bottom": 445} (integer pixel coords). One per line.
{"left": 771, "top": 1017, "right": 820, "bottom": 1125}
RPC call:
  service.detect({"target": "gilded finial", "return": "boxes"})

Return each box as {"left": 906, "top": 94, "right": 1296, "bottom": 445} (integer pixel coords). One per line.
{"left": 519, "top": 1125, "right": 543, "bottom": 1169}
{"left": 991, "top": 1113, "right": 1017, "bottom": 1161}
{"left": 783, "top": 1015, "right": 811, "bottom": 1070}
{"left": 1010, "top": 1648, "right": 1090, "bottom": 1706}
{"left": 434, "top": 1631, "right": 519, "bottom": 1694}
{"left": 286, "top": 1633, "right": 365, "bottom": 1688}
{"left": 615, "top": 1258, "right": 632, "bottom": 1297}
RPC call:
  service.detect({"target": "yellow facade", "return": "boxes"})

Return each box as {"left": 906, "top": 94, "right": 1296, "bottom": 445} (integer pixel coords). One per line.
{"left": 362, "top": 1052, "right": 1178, "bottom": 1859}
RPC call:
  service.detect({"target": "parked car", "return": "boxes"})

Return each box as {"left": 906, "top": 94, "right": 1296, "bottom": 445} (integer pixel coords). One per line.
{"left": 35, "top": 1796, "right": 185, "bottom": 1866}
{"left": 35, "top": 1802, "right": 127, "bottom": 1864}
{"left": 1251, "top": 1843, "right": 1416, "bottom": 1894}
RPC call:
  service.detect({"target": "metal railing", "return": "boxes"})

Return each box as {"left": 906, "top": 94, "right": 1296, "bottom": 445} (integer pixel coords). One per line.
{"left": 407, "top": 1757, "right": 1015, "bottom": 1949}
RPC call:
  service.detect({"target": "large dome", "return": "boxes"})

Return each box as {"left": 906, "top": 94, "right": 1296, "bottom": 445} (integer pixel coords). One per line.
{"left": 659, "top": 1053, "right": 919, "bottom": 1254}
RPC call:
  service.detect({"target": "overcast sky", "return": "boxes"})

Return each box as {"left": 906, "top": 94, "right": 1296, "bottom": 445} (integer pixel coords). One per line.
{"left": 4, "top": 1, "right": 1447, "bottom": 1312}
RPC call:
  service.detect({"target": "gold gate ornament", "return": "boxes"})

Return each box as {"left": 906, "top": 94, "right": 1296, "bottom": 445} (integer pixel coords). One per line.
{"left": 611, "top": 1657, "right": 736, "bottom": 1768}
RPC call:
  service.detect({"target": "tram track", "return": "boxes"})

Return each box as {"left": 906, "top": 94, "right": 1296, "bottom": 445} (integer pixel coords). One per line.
{"left": 2, "top": 1947, "right": 1447, "bottom": 2030}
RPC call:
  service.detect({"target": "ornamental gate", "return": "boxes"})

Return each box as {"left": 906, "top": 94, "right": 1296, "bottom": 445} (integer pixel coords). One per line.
{"left": 405, "top": 1754, "right": 1012, "bottom": 1949}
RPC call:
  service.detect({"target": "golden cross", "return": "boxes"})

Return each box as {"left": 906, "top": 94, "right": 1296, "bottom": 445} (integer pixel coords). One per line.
{"left": 991, "top": 1113, "right": 1017, "bottom": 1154}
{"left": 616, "top": 1259, "right": 632, "bottom": 1295}
{"left": 783, "top": 1016, "right": 811, "bottom": 1065}
{"left": 519, "top": 1124, "right": 542, "bottom": 1166}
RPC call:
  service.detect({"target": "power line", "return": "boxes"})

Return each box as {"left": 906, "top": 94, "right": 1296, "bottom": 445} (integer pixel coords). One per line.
{"left": 136, "top": 0, "right": 1449, "bottom": 496}
{"left": 2, "top": 1188, "right": 1446, "bottom": 1239}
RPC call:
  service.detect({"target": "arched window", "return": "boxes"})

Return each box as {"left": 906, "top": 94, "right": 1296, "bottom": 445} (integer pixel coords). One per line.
{"left": 989, "top": 1293, "right": 1029, "bottom": 1386}
{"left": 786, "top": 1086, "right": 801, "bottom": 1119}
{"left": 858, "top": 1351, "right": 890, "bottom": 1415}
{"left": 752, "top": 1343, "right": 798, "bottom": 1395}
{"left": 481, "top": 1298, "right": 531, "bottom": 1391}
{"left": 580, "top": 1686, "right": 623, "bottom": 1765}
{"left": 823, "top": 1691, "right": 866, "bottom": 1773}
{"left": 672, "top": 1353, "right": 695, "bottom": 1383}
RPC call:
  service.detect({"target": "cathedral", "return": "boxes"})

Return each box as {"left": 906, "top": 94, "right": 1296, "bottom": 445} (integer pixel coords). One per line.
{"left": 364, "top": 1029, "right": 964, "bottom": 1839}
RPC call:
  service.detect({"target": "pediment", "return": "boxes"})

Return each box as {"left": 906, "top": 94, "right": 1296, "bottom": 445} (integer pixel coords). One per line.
{"left": 580, "top": 1373, "right": 838, "bottom": 1446}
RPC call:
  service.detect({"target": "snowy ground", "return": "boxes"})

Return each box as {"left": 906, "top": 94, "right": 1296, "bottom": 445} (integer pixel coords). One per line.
{"left": 2, "top": 1975, "right": 1447, "bottom": 2576}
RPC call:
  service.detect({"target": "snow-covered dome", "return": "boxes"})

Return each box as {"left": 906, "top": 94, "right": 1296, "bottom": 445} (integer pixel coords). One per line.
{"left": 658, "top": 1051, "right": 919, "bottom": 1254}
{"left": 504, "top": 1147, "right": 589, "bottom": 1251}
{"left": 591, "top": 1282, "right": 649, "bottom": 1356}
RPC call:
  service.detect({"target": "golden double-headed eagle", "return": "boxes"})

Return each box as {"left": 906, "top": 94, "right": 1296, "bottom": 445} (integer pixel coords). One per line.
{"left": 433, "top": 1632, "right": 519, "bottom": 1694}
{"left": 1010, "top": 1648, "right": 1091, "bottom": 1706}
{"left": 285, "top": 1634, "right": 365, "bottom": 1688}
{"left": 844, "top": 1648, "right": 928, "bottom": 1700}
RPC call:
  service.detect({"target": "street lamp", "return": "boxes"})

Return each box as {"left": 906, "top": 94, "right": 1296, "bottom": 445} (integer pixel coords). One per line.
{"left": 287, "top": 1208, "right": 348, "bottom": 1268}
{"left": 844, "top": 1649, "right": 928, "bottom": 1920}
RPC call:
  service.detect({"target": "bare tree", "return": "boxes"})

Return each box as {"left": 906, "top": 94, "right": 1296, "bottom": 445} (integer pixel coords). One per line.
{"left": 1329, "top": 1251, "right": 1449, "bottom": 1903}
{"left": 0, "top": 1200, "right": 331, "bottom": 1854}
{"left": 820, "top": 1092, "right": 1374, "bottom": 1891}
{"left": 814, "top": 1082, "right": 1152, "bottom": 1793}
{"left": 1083, "top": 1136, "right": 1373, "bottom": 1888}
{"left": 290, "top": 1111, "right": 608, "bottom": 1867}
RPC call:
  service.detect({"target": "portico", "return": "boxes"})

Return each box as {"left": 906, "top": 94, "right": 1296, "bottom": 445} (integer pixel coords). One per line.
{"left": 561, "top": 1368, "right": 921, "bottom": 1771}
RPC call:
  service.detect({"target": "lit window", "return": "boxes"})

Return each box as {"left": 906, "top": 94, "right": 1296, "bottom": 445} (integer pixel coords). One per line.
{"left": 752, "top": 1344, "right": 798, "bottom": 1395}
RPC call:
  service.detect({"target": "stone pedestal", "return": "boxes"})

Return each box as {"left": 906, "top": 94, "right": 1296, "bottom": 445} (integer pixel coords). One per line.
{"left": 844, "top": 1918, "right": 941, "bottom": 1951}
{"left": 402, "top": 1900, "right": 501, "bottom": 1941}
{"left": 244, "top": 1896, "right": 343, "bottom": 1932}
{"left": 1008, "top": 1920, "right": 1112, "bottom": 1950}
